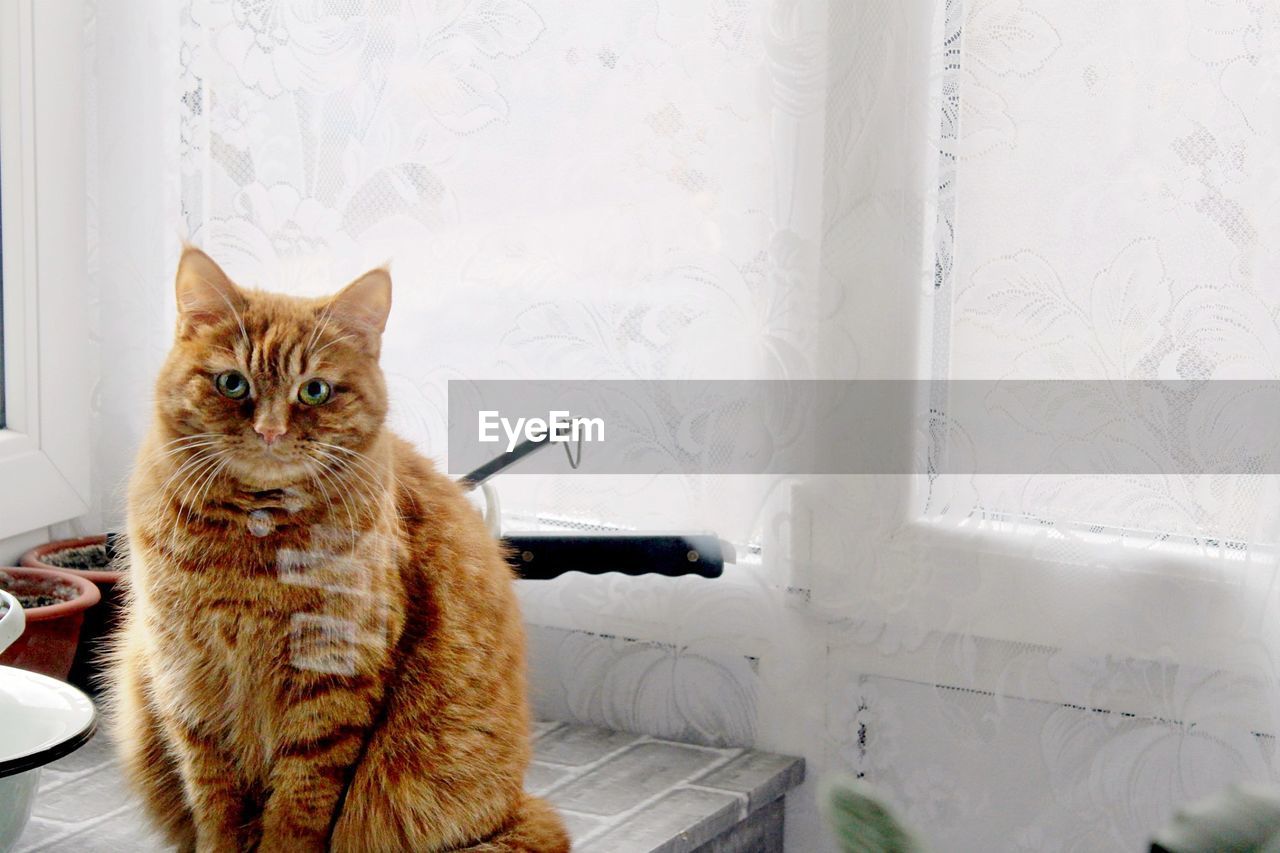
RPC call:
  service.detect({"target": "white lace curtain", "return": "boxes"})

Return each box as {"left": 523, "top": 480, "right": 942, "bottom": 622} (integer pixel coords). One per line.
{"left": 938, "top": 0, "right": 1280, "bottom": 543}
{"left": 178, "top": 0, "right": 820, "bottom": 554}
{"left": 80, "top": 0, "right": 1280, "bottom": 849}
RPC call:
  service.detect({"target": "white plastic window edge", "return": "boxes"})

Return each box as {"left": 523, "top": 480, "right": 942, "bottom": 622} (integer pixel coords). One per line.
{"left": 0, "top": 0, "right": 91, "bottom": 539}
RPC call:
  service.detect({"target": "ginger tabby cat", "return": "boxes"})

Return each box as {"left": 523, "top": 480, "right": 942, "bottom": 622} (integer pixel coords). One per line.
{"left": 108, "top": 248, "right": 569, "bottom": 853}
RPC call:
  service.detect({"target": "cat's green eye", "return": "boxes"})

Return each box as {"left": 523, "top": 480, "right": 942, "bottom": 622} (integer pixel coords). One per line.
{"left": 214, "top": 370, "right": 250, "bottom": 400}
{"left": 298, "top": 378, "right": 332, "bottom": 406}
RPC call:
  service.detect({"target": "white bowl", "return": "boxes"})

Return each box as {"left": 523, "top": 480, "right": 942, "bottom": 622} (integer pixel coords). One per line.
{"left": 0, "top": 665, "right": 96, "bottom": 851}
{"left": 0, "top": 590, "right": 23, "bottom": 656}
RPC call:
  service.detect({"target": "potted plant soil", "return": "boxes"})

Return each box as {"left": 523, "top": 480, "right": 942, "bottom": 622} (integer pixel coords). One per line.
{"left": 20, "top": 534, "right": 123, "bottom": 692}
{"left": 0, "top": 567, "right": 101, "bottom": 680}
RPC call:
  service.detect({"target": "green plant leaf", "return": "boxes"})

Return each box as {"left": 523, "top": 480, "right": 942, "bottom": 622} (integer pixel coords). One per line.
{"left": 1150, "top": 784, "right": 1280, "bottom": 853}
{"left": 822, "top": 775, "right": 928, "bottom": 853}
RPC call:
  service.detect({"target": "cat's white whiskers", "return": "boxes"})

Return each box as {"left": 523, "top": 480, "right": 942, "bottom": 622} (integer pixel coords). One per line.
{"left": 160, "top": 431, "right": 220, "bottom": 444}
{"left": 170, "top": 449, "right": 223, "bottom": 501}
{"left": 155, "top": 448, "right": 220, "bottom": 501}
{"left": 308, "top": 333, "right": 357, "bottom": 359}
{"left": 318, "top": 445, "right": 414, "bottom": 525}
{"left": 310, "top": 454, "right": 362, "bottom": 540}
{"left": 158, "top": 450, "right": 225, "bottom": 556}
{"left": 324, "top": 456, "right": 390, "bottom": 512}
{"left": 313, "top": 446, "right": 382, "bottom": 491}
{"left": 311, "top": 441, "right": 403, "bottom": 495}
{"left": 195, "top": 272, "right": 251, "bottom": 352}
{"left": 171, "top": 454, "right": 230, "bottom": 562}
{"left": 168, "top": 452, "right": 223, "bottom": 519}
{"left": 307, "top": 448, "right": 368, "bottom": 527}
{"left": 304, "top": 470, "right": 335, "bottom": 539}
{"left": 304, "top": 303, "right": 337, "bottom": 363}
{"left": 158, "top": 433, "right": 221, "bottom": 453}
{"left": 308, "top": 444, "right": 409, "bottom": 524}
{"left": 308, "top": 463, "right": 363, "bottom": 550}
{"left": 173, "top": 451, "right": 229, "bottom": 541}
{"left": 161, "top": 440, "right": 222, "bottom": 458}
{"left": 191, "top": 456, "right": 232, "bottom": 531}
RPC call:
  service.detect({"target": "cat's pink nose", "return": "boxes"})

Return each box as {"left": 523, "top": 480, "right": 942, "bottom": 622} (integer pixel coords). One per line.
{"left": 255, "top": 423, "right": 287, "bottom": 445}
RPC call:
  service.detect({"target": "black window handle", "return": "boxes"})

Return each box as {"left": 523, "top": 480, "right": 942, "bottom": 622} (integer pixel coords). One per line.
{"left": 503, "top": 533, "right": 729, "bottom": 580}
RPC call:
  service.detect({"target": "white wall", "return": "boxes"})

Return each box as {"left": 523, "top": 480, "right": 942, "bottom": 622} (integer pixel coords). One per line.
{"left": 0, "top": 527, "right": 55, "bottom": 564}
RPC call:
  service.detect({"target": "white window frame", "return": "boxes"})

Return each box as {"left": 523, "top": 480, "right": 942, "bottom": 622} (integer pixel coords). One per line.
{"left": 769, "top": 0, "right": 1280, "bottom": 736}
{"left": 0, "top": 0, "right": 90, "bottom": 538}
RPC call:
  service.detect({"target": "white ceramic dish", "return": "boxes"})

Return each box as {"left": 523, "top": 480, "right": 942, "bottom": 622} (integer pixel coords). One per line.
{"left": 0, "top": 591, "right": 23, "bottom": 656}
{"left": 0, "top": 664, "right": 97, "bottom": 852}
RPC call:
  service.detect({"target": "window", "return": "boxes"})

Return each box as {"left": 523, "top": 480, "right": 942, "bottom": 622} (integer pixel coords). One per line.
{"left": 174, "top": 0, "right": 1279, "bottom": 704}
{"left": 790, "top": 0, "right": 1280, "bottom": 728}
{"left": 0, "top": 0, "right": 90, "bottom": 538}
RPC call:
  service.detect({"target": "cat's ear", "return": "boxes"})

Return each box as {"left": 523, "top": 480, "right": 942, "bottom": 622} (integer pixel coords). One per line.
{"left": 328, "top": 267, "right": 392, "bottom": 349}
{"left": 174, "top": 247, "right": 245, "bottom": 339}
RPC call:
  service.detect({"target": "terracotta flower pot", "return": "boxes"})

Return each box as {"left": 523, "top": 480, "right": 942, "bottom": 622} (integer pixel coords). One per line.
{"left": 20, "top": 535, "right": 123, "bottom": 693}
{"left": 20, "top": 535, "right": 121, "bottom": 585}
{"left": 0, "top": 568, "right": 101, "bottom": 680}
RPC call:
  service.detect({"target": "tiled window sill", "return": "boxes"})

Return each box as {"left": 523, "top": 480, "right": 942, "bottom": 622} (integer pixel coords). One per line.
{"left": 17, "top": 722, "right": 804, "bottom": 853}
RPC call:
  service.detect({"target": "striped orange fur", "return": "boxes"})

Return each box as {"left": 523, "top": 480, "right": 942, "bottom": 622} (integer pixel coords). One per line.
{"left": 106, "top": 248, "right": 569, "bottom": 853}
